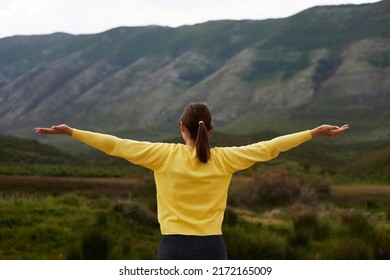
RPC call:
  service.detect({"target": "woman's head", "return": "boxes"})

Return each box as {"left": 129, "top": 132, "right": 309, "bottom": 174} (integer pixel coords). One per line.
{"left": 179, "top": 102, "right": 213, "bottom": 163}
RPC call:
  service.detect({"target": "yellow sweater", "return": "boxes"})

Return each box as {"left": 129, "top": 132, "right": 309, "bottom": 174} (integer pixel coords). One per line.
{"left": 72, "top": 129, "right": 312, "bottom": 235}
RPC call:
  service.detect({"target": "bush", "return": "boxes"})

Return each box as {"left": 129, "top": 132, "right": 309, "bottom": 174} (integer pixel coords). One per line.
{"left": 288, "top": 205, "right": 331, "bottom": 252}
{"left": 65, "top": 229, "right": 112, "bottom": 260}
{"left": 330, "top": 238, "right": 374, "bottom": 259}
{"left": 223, "top": 207, "right": 238, "bottom": 226}
{"left": 228, "top": 176, "right": 256, "bottom": 207}
{"left": 223, "top": 226, "right": 287, "bottom": 259}
{"left": 289, "top": 207, "right": 318, "bottom": 247}
{"left": 59, "top": 193, "right": 82, "bottom": 207}
{"left": 338, "top": 209, "right": 373, "bottom": 238}
{"left": 229, "top": 169, "right": 302, "bottom": 209}
{"left": 113, "top": 200, "right": 158, "bottom": 226}
{"left": 298, "top": 186, "right": 319, "bottom": 207}
{"left": 301, "top": 175, "right": 332, "bottom": 199}
{"left": 254, "top": 169, "right": 300, "bottom": 206}
{"left": 373, "top": 227, "right": 390, "bottom": 260}
{"left": 80, "top": 230, "right": 111, "bottom": 260}
{"left": 225, "top": 170, "right": 335, "bottom": 235}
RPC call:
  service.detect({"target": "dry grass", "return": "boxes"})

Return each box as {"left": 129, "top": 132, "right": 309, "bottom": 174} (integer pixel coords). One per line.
{"left": 0, "top": 175, "right": 142, "bottom": 201}
{"left": 330, "top": 184, "right": 390, "bottom": 202}
{"left": 234, "top": 207, "right": 289, "bottom": 226}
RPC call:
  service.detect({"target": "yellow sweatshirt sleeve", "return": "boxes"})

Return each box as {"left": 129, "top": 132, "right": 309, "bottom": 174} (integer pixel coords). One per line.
{"left": 216, "top": 130, "right": 312, "bottom": 173}
{"left": 72, "top": 129, "right": 168, "bottom": 170}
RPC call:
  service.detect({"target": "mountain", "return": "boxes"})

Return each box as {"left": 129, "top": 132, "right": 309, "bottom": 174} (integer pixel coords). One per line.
{"left": 0, "top": 1, "right": 389, "bottom": 142}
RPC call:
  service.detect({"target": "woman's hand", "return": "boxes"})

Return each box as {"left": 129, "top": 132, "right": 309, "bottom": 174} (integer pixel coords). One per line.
{"left": 35, "top": 124, "right": 73, "bottom": 136}
{"left": 311, "top": 124, "right": 349, "bottom": 138}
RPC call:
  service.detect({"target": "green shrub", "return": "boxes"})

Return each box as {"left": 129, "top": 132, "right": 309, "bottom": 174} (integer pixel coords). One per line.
{"left": 113, "top": 200, "right": 158, "bottom": 226}
{"left": 223, "top": 226, "right": 287, "bottom": 259}
{"left": 338, "top": 209, "right": 373, "bottom": 237}
{"left": 223, "top": 207, "right": 239, "bottom": 226}
{"left": 289, "top": 206, "right": 332, "bottom": 251}
{"left": 372, "top": 226, "right": 390, "bottom": 260}
{"left": 59, "top": 193, "right": 82, "bottom": 207}
{"left": 331, "top": 238, "right": 374, "bottom": 259}
{"left": 80, "top": 229, "right": 111, "bottom": 260}
{"left": 289, "top": 208, "right": 318, "bottom": 247}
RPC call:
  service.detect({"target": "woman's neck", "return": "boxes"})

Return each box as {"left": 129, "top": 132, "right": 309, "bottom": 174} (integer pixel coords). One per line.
{"left": 185, "top": 138, "right": 195, "bottom": 147}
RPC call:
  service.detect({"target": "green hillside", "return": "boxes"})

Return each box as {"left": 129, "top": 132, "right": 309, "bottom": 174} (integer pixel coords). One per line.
{"left": 0, "top": 135, "right": 78, "bottom": 164}
{"left": 0, "top": 135, "right": 136, "bottom": 177}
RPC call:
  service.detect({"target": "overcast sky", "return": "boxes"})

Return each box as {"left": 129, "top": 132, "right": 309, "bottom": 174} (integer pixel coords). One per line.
{"left": 0, "top": 0, "right": 380, "bottom": 39}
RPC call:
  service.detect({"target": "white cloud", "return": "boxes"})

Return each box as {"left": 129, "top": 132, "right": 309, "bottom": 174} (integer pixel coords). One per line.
{"left": 0, "top": 0, "right": 380, "bottom": 38}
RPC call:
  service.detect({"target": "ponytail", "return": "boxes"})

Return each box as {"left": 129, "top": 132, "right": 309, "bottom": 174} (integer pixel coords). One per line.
{"left": 180, "top": 103, "right": 213, "bottom": 163}
{"left": 196, "top": 121, "right": 210, "bottom": 163}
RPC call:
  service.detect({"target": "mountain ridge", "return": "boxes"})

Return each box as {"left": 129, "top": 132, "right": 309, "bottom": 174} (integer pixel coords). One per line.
{"left": 0, "top": 1, "right": 389, "bottom": 142}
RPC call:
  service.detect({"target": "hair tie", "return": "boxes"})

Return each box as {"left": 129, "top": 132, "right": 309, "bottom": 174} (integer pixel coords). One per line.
{"left": 198, "top": 121, "right": 204, "bottom": 125}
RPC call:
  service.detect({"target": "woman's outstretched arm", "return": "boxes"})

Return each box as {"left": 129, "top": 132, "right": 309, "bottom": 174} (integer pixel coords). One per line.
{"left": 217, "top": 124, "right": 350, "bottom": 173}
{"left": 35, "top": 124, "right": 350, "bottom": 138}
{"left": 35, "top": 124, "right": 168, "bottom": 170}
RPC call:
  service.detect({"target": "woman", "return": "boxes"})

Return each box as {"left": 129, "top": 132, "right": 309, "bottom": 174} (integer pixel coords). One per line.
{"left": 35, "top": 102, "right": 349, "bottom": 259}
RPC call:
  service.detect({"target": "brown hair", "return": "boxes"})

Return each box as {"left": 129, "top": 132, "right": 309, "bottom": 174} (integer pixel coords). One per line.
{"left": 180, "top": 102, "right": 213, "bottom": 163}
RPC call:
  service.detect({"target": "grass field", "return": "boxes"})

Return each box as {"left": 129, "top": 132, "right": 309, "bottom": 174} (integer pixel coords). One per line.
{"left": 0, "top": 174, "right": 389, "bottom": 260}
